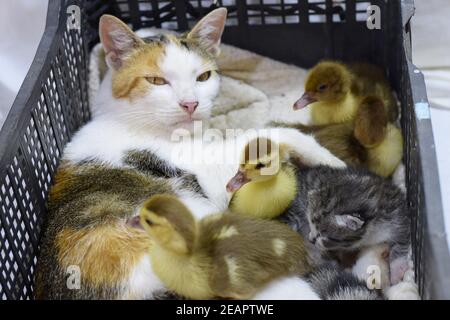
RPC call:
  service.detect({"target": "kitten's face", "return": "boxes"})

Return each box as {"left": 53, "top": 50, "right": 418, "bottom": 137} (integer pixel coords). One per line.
{"left": 306, "top": 184, "right": 374, "bottom": 251}
{"left": 99, "top": 9, "right": 227, "bottom": 134}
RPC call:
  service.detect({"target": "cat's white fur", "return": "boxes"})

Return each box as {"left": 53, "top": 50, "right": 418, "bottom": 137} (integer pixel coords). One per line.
{"left": 252, "top": 276, "right": 320, "bottom": 300}
{"left": 385, "top": 273, "right": 420, "bottom": 300}
{"left": 64, "top": 12, "right": 345, "bottom": 299}
{"left": 124, "top": 255, "right": 165, "bottom": 300}
{"left": 93, "top": 43, "right": 220, "bottom": 136}
{"left": 352, "top": 244, "right": 390, "bottom": 290}
{"left": 352, "top": 245, "right": 420, "bottom": 300}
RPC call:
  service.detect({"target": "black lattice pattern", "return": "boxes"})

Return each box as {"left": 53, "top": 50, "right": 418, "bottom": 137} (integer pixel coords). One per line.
{"left": 106, "top": 0, "right": 378, "bottom": 30}
{"left": 0, "top": 1, "right": 90, "bottom": 299}
{"left": 401, "top": 61, "right": 424, "bottom": 295}
{"left": 1, "top": 0, "right": 444, "bottom": 300}
{"left": 0, "top": 151, "right": 41, "bottom": 299}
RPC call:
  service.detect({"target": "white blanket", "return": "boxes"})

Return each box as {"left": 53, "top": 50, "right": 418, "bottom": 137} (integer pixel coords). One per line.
{"left": 88, "top": 31, "right": 311, "bottom": 131}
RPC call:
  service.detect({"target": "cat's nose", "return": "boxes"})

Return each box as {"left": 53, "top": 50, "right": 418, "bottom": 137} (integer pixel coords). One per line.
{"left": 179, "top": 101, "right": 198, "bottom": 115}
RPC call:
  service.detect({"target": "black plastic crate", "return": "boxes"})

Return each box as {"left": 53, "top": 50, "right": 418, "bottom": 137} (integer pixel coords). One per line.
{"left": 0, "top": 0, "right": 449, "bottom": 300}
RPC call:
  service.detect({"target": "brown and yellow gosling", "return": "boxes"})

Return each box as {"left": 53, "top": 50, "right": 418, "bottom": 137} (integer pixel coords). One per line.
{"left": 140, "top": 194, "right": 310, "bottom": 300}
{"left": 287, "top": 94, "right": 403, "bottom": 177}
{"left": 294, "top": 61, "right": 398, "bottom": 125}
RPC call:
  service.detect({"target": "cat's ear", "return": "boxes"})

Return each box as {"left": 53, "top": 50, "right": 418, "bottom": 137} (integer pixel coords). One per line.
{"left": 335, "top": 214, "right": 364, "bottom": 231}
{"left": 99, "top": 15, "right": 144, "bottom": 70}
{"left": 187, "top": 8, "right": 227, "bottom": 57}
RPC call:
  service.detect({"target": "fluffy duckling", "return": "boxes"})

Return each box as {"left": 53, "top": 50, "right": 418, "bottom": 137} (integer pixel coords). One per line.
{"left": 226, "top": 137, "right": 297, "bottom": 219}
{"left": 354, "top": 96, "right": 403, "bottom": 177}
{"left": 279, "top": 96, "right": 403, "bottom": 177}
{"left": 140, "top": 194, "right": 310, "bottom": 300}
{"left": 294, "top": 61, "right": 398, "bottom": 125}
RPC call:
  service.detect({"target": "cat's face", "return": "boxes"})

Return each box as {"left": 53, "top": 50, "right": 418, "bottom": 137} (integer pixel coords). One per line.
{"left": 306, "top": 182, "right": 376, "bottom": 251}
{"left": 99, "top": 9, "right": 227, "bottom": 134}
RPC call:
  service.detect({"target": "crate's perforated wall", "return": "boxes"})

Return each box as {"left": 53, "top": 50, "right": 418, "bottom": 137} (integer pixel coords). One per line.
{"left": 0, "top": 0, "right": 394, "bottom": 301}
{"left": 1, "top": 0, "right": 444, "bottom": 300}
{"left": 0, "top": 0, "right": 90, "bottom": 299}
{"left": 105, "top": 0, "right": 375, "bottom": 30}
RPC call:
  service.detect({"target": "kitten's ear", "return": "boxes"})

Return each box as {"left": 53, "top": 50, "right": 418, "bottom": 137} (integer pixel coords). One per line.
{"left": 99, "top": 15, "right": 144, "bottom": 70}
{"left": 187, "top": 8, "right": 227, "bottom": 57}
{"left": 335, "top": 214, "right": 364, "bottom": 231}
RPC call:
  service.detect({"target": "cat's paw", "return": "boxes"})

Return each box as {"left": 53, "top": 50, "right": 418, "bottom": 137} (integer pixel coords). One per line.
{"left": 385, "top": 281, "right": 420, "bottom": 300}
{"left": 389, "top": 257, "right": 409, "bottom": 285}
{"left": 270, "top": 128, "right": 346, "bottom": 168}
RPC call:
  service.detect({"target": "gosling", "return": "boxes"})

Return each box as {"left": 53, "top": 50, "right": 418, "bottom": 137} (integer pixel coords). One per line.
{"left": 140, "top": 194, "right": 311, "bottom": 300}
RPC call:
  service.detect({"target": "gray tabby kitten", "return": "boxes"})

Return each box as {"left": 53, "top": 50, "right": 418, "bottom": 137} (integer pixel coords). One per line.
{"left": 280, "top": 165, "right": 410, "bottom": 285}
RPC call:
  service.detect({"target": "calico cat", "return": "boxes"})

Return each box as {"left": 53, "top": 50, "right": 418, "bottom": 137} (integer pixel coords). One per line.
{"left": 280, "top": 165, "right": 410, "bottom": 285}
{"left": 35, "top": 10, "right": 345, "bottom": 299}
{"left": 35, "top": 9, "right": 229, "bottom": 300}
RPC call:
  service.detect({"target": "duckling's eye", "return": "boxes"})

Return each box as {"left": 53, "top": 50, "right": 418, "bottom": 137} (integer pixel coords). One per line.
{"left": 197, "top": 71, "right": 212, "bottom": 82}
{"left": 255, "top": 163, "right": 265, "bottom": 169}
{"left": 317, "top": 84, "right": 328, "bottom": 92}
{"left": 146, "top": 77, "right": 168, "bottom": 86}
{"left": 145, "top": 218, "right": 154, "bottom": 226}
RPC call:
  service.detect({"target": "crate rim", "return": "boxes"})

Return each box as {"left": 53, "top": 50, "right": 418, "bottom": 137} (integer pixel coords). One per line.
{"left": 0, "top": 0, "right": 61, "bottom": 179}
{"left": 0, "top": 0, "right": 449, "bottom": 299}
{"left": 400, "top": 0, "right": 450, "bottom": 299}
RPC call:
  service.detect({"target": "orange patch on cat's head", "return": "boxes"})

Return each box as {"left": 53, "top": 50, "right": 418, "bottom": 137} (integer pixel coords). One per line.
{"left": 111, "top": 41, "right": 166, "bottom": 100}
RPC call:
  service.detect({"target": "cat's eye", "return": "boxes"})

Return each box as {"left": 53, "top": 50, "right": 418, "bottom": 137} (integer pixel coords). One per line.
{"left": 146, "top": 76, "right": 167, "bottom": 86}
{"left": 255, "top": 163, "right": 265, "bottom": 169}
{"left": 197, "top": 71, "right": 212, "bottom": 82}
{"left": 317, "top": 84, "right": 328, "bottom": 92}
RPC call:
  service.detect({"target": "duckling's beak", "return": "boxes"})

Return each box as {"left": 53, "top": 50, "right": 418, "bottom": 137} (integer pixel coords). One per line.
{"left": 293, "top": 92, "right": 317, "bottom": 110}
{"left": 226, "top": 170, "right": 250, "bottom": 192}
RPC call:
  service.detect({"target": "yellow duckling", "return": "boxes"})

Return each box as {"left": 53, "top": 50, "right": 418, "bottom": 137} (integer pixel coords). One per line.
{"left": 140, "top": 194, "right": 310, "bottom": 300}
{"left": 226, "top": 137, "right": 297, "bottom": 219}
{"left": 282, "top": 96, "right": 403, "bottom": 177}
{"left": 354, "top": 96, "right": 403, "bottom": 177}
{"left": 294, "top": 61, "right": 398, "bottom": 125}
{"left": 290, "top": 60, "right": 403, "bottom": 177}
